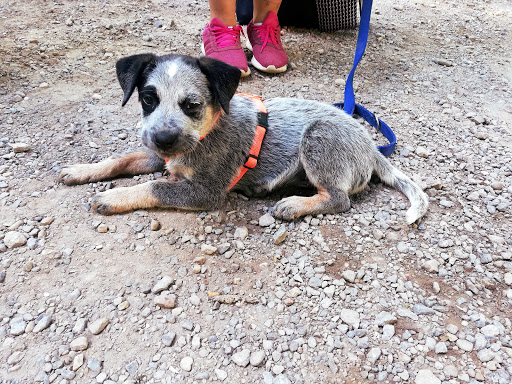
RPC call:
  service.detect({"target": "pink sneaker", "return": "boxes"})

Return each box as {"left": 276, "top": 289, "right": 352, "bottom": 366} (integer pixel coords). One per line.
{"left": 202, "top": 18, "right": 250, "bottom": 77}
{"left": 246, "top": 12, "right": 288, "bottom": 73}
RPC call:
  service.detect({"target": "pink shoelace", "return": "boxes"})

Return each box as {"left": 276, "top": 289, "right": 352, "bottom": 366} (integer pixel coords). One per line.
{"left": 252, "top": 24, "right": 280, "bottom": 53}
{"left": 211, "top": 25, "right": 243, "bottom": 48}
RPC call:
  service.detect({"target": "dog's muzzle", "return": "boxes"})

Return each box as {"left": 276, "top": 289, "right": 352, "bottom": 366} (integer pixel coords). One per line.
{"left": 153, "top": 130, "right": 180, "bottom": 150}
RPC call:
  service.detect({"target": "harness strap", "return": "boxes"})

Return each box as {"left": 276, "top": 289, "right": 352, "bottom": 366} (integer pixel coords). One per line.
{"left": 341, "top": 0, "right": 396, "bottom": 156}
{"left": 227, "top": 93, "right": 268, "bottom": 190}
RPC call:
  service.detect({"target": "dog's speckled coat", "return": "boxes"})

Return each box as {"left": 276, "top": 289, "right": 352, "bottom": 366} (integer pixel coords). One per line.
{"left": 59, "top": 54, "right": 428, "bottom": 223}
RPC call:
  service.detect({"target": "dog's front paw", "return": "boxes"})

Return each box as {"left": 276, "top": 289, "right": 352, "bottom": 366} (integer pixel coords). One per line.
{"left": 58, "top": 164, "right": 97, "bottom": 186}
{"left": 271, "top": 197, "right": 303, "bottom": 221}
{"left": 91, "top": 191, "right": 117, "bottom": 215}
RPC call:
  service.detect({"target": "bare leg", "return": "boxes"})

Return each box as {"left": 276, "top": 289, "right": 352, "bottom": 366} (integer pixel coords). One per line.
{"left": 209, "top": 0, "right": 237, "bottom": 26}
{"left": 58, "top": 150, "right": 165, "bottom": 185}
{"left": 253, "top": 0, "right": 282, "bottom": 23}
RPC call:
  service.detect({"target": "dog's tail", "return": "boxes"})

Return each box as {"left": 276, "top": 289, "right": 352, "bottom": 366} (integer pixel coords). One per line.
{"left": 374, "top": 155, "right": 429, "bottom": 224}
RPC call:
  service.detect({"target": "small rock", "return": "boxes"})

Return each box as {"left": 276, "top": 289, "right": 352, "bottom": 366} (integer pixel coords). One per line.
{"left": 88, "top": 318, "right": 109, "bottom": 335}
{"left": 232, "top": 349, "right": 251, "bottom": 367}
{"left": 367, "top": 347, "right": 381, "bottom": 364}
{"left": 97, "top": 224, "right": 108, "bottom": 233}
{"left": 33, "top": 314, "right": 52, "bottom": 333}
{"left": 250, "top": 350, "right": 265, "bottom": 367}
{"left": 201, "top": 244, "right": 217, "bottom": 255}
{"left": 477, "top": 349, "right": 495, "bottom": 362}
{"left": 342, "top": 270, "right": 356, "bottom": 283}
{"left": 415, "top": 369, "right": 441, "bottom": 384}
{"left": 375, "top": 311, "right": 397, "bottom": 326}
{"left": 421, "top": 259, "right": 439, "bottom": 273}
{"left": 4, "top": 231, "right": 27, "bottom": 248}
{"left": 150, "top": 219, "right": 161, "bottom": 231}
{"left": 70, "top": 336, "right": 88, "bottom": 351}
{"left": 9, "top": 143, "right": 31, "bottom": 153}
{"left": 234, "top": 226, "right": 248, "bottom": 239}
{"left": 9, "top": 317, "right": 26, "bottom": 336}
{"left": 456, "top": 339, "right": 474, "bottom": 352}
{"left": 180, "top": 356, "right": 193, "bottom": 372}
{"left": 7, "top": 351, "right": 24, "bottom": 365}
{"left": 154, "top": 292, "right": 176, "bottom": 309}
{"left": 215, "top": 369, "right": 227, "bottom": 381}
{"left": 339, "top": 308, "right": 360, "bottom": 329}
{"left": 259, "top": 213, "right": 275, "bottom": 227}
{"left": 152, "top": 276, "right": 174, "bottom": 293}
{"left": 72, "top": 354, "right": 84, "bottom": 371}
{"left": 273, "top": 225, "right": 288, "bottom": 244}
{"left": 435, "top": 342, "right": 447, "bottom": 354}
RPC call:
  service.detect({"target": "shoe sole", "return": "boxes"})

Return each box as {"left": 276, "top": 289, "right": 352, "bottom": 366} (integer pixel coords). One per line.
{"left": 245, "top": 37, "right": 287, "bottom": 74}
{"left": 201, "top": 43, "right": 251, "bottom": 77}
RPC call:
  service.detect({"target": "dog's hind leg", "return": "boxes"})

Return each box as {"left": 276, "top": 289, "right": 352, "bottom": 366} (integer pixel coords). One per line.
{"left": 272, "top": 186, "right": 350, "bottom": 220}
{"left": 58, "top": 150, "right": 165, "bottom": 185}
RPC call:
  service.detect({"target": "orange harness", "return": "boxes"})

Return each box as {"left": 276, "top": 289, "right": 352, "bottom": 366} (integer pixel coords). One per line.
{"left": 226, "top": 93, "right": 267, "bottom": 190}
{"left": 165, "top": 94, "right": 268, "bottom": 190}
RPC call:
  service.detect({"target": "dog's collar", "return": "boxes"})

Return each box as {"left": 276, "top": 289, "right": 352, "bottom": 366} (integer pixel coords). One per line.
{"left": 227, "top": 93, "right": 268, "bottom": 190}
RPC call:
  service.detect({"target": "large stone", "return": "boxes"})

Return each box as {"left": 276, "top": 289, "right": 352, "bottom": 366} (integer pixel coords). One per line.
{"left": 4, "top": 231, "right": 27, "bottom": 248}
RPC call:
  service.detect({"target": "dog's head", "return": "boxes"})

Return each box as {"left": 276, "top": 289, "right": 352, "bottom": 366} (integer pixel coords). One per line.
{"left": 116, "top": 54, "right": 241, "bottom": 158}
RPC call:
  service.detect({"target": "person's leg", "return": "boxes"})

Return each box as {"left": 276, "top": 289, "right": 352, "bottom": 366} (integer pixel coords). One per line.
{"left": 252, "top": 0, "right": 282, "bottom": 23}
{"left": 246, "top": 0, "right": 287, "bottom": 73}
{"left": 209, "top": 0, "right": 237, "bottom": 26}
{"left": 203, "top": 0, "right": 250, "bottom": 76}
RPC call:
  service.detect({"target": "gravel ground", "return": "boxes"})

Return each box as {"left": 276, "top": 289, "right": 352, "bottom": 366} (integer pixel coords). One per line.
{"left": 1, "top": 0, "right": 512, "bottom": 383}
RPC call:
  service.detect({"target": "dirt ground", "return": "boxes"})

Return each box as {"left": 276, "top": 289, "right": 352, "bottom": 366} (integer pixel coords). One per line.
{"left": 1, "top": 0, "right": 511, "bottom": 383}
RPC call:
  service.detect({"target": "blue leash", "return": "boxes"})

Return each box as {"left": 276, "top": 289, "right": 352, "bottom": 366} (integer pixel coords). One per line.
{"left": 333, "top": 0, "right": 396, "bottom": 157}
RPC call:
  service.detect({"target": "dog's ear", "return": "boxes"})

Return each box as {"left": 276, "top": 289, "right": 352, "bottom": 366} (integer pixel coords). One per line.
{"left": 197, "top": 56, "right": 241, "bottom": 114}
{"left": 116, "top": 54, "right": 156, "bottom": 106}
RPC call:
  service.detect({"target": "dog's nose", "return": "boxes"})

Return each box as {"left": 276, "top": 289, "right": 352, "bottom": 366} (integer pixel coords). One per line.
{"left": 153, "top": 130, "right": 179, "bottom": 149}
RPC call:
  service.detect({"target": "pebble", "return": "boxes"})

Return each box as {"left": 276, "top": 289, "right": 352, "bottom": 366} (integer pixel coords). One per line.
{"left": 367, "top": 347, "right": 381, "bottom": 364}
{"left": 234, "top": 226, "right": 248, "bottom": 239}
{"left": 232, "top": 349, "right": 251, "bottom": 367}
{"left": 88, "top": 318, "right": 109, "bottom": 335}
{"left": 180, "top": 356, "right": 193, "bottom": 372}
{"left": 9, "top": 142, "right": 31, "bottom": 153}
{"left": 152, "top": 276, "right": 174, "bottom": 293}
{"left": 250, "top": 350, "right": 265, "bottom": 366}
{"left": 70, "top": 336, "right": 88, "bottom": 351}
{"left": 33, "top": 314, "right": 52, "bottom": 333}
{"left": 342, "top": 270, "right": 356, "bottom": 283}
{"left": 259, "top": 213, "right": 275, "bottom": 227}
{"left": 201, "top": 244, "right": 217, "bottom": 254}
{"left": 215, "top": 369, "right": 227, "bottom": 381}
{"left": 435, "top": 342, "right": 447, "bottom": 354}
{"left": 375, "top": 311, "right": 397, "bottom": 326}
{"left": 154, "top": 292, "right": 176, "bottom": 308}
{"left": 97, "top": 223, "right": 108, "bottom": 233}
{"left": 339, "top": 308, "right": 360, "bottom": 329}
{"left": 421, "top": 259, "right": 439, "bottom": 273}
{"left": 477, "top": 349, "right": 495, "bottom": 362}
{"left": 72, "top": 354, "right": 84, "bottom": 371}
{"left": 273, "top": 225, "right": 289, "bottom": 244}
{"left": 415, "top": 369, "right": 441, "bottom": 384}
{"left": 456, "top": 339, "right": 474, "bottom": 352}
{"left": 4, "top": 231, "right": 27, "bottom": 248}
{"left": 150, "top": 219, "right": 161, "bottom": 231}
{"left": 8, "top": 351, "right": 24, "bottom": 365}
{"left": 10, "top": 317, "right": 26, "bottom": 336}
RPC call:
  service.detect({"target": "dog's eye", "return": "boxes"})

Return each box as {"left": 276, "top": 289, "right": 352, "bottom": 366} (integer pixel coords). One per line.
{"left": 142, "top": 95, "right": 155, "bottom": 106}
{"left": 186, "top": 101, "right": 201, "bottom": 111}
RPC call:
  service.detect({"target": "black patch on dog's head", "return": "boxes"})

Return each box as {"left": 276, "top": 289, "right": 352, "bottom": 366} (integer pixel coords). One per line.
{"left": 196, "top": 56, "right": 241, "bottom": 114}
{"left": 116, "top": 54, "right": 157, "bottom": 106}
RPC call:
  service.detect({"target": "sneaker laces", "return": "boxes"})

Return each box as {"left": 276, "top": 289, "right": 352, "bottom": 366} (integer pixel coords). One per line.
{"left": 252, "top": 24, "right": 280, "bottom": 52}
{"left": 211, "top": 24, "right": 243, "bottom": 48}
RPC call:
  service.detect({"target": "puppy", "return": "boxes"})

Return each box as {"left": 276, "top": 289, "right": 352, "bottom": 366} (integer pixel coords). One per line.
{"left": 59, "top": 54, "right": 428, "bottom": 224}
